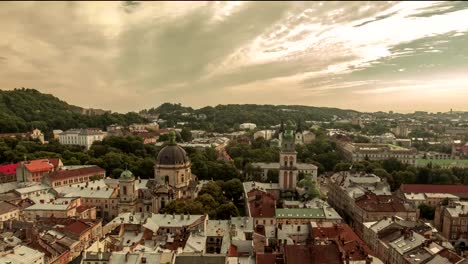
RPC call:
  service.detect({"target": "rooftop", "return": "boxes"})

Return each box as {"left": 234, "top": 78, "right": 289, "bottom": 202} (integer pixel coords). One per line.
{"left": 311, "top": 223, "right": 372, "bottom": 261}
{"left": 0, "top": 245, "right": 45, "bottom": 264}
{"left": 14, "top": 184, "right": 50, "bottom": 194}
{"left": 355, "top": 193, "right": 415, "bottom": 213}
{"left": 22, "top": 159, "right": 55, "bottom": 173}
{"left": 0, "top": 201, "right": 19, "bottom": 215}
{"left": 445, "top": 201, "right": 468, "bottom": 217}
{"left": 276, "top": 208, "right": 326, "bottom": 219}
{"left": 389, "top": 232, "right": 426, "bottom": 255}
{"left": 243, "top": 181, "right": 280, "bottom": 195}
{"left": 247, "top": 190, "right": 276, "bottom": 218}
{"left": 55, "top": 181, "right": 116, "bottom": 199}
{"left": 0, "top": 163, "right": 19, "bottom": 176}
{"left": 49, "top": 165, "right": 105, "bottom": 181}
{"left": 400, "top": 184, "right": 468, "bottom": 196}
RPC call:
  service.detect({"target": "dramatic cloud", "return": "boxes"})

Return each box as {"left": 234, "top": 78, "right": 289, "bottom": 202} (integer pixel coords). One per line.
{"left": 1, "top": 1, "right": 467, "bottom": 113}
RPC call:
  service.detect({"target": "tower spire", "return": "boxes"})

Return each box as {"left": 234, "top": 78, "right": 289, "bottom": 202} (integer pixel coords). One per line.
{"left": 296, "top": 120, "right": 303, "bottom": 133}
{"left": 169, "top": 131, "right": 176, "bottom": 145}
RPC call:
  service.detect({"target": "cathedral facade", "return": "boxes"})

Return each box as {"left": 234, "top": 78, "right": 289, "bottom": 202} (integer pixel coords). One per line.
{"left": 118, "top": 133, "right": 197, "bottom": 214}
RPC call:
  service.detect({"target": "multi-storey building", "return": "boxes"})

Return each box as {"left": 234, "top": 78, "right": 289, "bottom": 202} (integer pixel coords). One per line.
{"left": 275, "top": 207, "right": 342, "bottom": 225}
{"left": 22, "top": 197, "right": 83, "bottom": 221}
{"left": 328, "top": 171, "right": 391, "bottom": 225}
{"left": 353, "top": 192, "right": 419, "bottom": 236}
{"left": 246, "top": 190, "right": 277, "bottom": 228}
{"left": 0, "top": 163, "right": 18, "bottom": 183}
{"left": 437, "top": 201, "right": 468, "bottom": 247}
{"left": 0, "top": 201, "right": 20, "bottom": 229}
{"left": 43, "top": 165, "right": 106, "bottom": 188}
{"left": 16, "top": 158, "right": 61, "bottom": 183}
{"left": 397, "top": 184, "right": 468, "bottom": 200}
{"left": 58, "top": 129, "right": 107, "bottom": 150}
{"left": 339, "top": 142, "right": 418, "bottom": 165}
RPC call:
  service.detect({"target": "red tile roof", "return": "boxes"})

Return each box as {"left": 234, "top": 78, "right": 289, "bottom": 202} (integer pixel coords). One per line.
{"left": 284, "top": 245, "right": 316, "bottom": 264}
{"left": 355, "top": 193, "right": 412, "bottom": 213}
{"left": 311, "top": 223, "right": 372, "bottom": 261}
{"left": 400, "top": 184, "right": 468, "bottom": 195}
{"left": 23, "top": 159, "right": 54, "bottom": 173}
{"left": 0, "top": 163, "right": 19, "bottom": 175}
{"left": 247, "top": 190, "right": 276, "bottom": 218}
{"left": 64, "top": 220, "right": 91, "bottom": 235}
{"left": 49, "top": 166, "right": 105, "bottom": 181}
{"left": 256, "top": 253, "right": 283, "bottom": 264}
{"left": 49, "top": 158, "right": 61, "bottom": 170}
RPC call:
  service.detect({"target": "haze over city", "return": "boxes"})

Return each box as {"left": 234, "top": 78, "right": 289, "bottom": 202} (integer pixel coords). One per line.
{"left": 1, "top": 1, "right": 468, "bottom": 113}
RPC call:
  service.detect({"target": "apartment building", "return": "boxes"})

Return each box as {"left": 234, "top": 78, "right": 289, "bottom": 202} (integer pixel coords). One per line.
{"left": 339, "top": 142, "right": 418, "bottom": 165}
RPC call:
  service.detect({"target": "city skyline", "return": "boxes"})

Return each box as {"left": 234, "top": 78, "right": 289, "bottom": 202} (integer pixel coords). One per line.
{"left": 1, "top": 1, "right": 468, "bottom": 113}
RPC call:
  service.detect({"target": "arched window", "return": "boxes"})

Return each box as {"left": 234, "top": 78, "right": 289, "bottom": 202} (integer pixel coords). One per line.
{"left": 123, "top": 186, "right": 127, "bottom": 195}
{"left": 164, "top": 176, "right": 169, "bottom": 184}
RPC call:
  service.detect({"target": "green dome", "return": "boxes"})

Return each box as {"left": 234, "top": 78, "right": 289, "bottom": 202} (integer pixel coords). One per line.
{"left": 120, "top": 169, "right": 134, "bottom": 179}
{"left": 283, "top": 130, "right": 294, "bottom": 140}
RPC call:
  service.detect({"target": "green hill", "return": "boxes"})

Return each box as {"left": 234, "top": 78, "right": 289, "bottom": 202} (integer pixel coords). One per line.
{"left": 0, "top": 88, "right": 147, "bottom": 135}
{"left": 141, "top": 103, "right": 360, "bottom": 132}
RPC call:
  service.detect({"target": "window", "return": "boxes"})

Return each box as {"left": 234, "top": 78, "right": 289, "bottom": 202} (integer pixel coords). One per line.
{"left": 297, "top": 226, "right": 301, "bottom": 232}
{"left": 123, "top": 186, "right": 127, "bottom": 196}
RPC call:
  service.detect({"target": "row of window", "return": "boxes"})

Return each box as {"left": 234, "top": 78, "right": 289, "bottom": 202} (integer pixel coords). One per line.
{"left": 53, "top": 175, "right": 97, "bottom": 186}
{"left": 0, "top": 211, "right": 18, "bottom": 221}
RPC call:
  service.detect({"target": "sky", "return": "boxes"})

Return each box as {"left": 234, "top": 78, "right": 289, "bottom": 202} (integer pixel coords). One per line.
{"left": 1, "top": 1, "right": 468, "bottom": 113}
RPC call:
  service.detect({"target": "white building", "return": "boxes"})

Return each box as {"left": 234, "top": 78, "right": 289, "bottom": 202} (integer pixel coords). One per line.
{"left": 253, "top": 130, "right": 275, "bottom": 140}
{"left": 239, "top": 123, "right": 256, "bottom": 130}
{"left": 58, "top": 129, "right": 107, "bottom": 150}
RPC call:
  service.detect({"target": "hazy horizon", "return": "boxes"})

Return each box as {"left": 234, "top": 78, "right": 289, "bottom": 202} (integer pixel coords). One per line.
{"left": 1, "top": 1, "right": 468, "bottom": 113}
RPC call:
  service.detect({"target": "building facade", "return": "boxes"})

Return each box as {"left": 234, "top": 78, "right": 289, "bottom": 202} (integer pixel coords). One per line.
{"left": 58, "top": 129, "right": 107, "bottom": 150}
{"left": 339, "top": 142, "right": 418, "bottom": 165}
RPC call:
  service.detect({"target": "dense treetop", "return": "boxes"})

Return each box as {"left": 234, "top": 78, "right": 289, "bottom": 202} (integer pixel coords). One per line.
{"left": 0, "top": 88, "right": 147, "bottom": 136}
{"left": 141, "top": 103, "right": 360, "bottom": 132}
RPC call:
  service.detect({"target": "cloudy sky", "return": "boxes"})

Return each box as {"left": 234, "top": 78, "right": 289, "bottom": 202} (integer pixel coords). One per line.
{"left": 1, "top": 1, "right": 468, "bottom": 113}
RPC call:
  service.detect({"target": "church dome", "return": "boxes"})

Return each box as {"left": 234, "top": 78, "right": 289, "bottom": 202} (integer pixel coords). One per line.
{"left": 120, "top": 169, "right": 134, "bottom": 179}
{"left": 156, "top": 144, "right": 189, "bottom": 165}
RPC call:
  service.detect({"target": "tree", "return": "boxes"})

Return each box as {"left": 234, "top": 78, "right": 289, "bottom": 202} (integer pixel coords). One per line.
{"left": 334, "top": 162, "right": 352, "bottom": 172}
{"left": 216, "top": 202, "right": 240, "bottom": 219}
{"left": 382, "top": 158, "right": 404, "bottom": 174}
{"left": 416, "top": 167, "right": 431, "bottom": 184}
{"left": 222, "top": 179, "right": 244, "bottom": 203}
{"left": 266, "top": 170, "right": 279, "bottom": 183}
{"left": 180, "top": 128, "right": 192, "bottom": 142}
{"left": 418, "top": 204, "right": 435, "bottom": 220}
